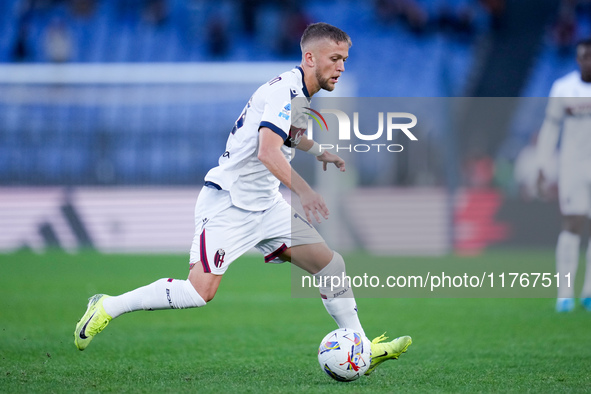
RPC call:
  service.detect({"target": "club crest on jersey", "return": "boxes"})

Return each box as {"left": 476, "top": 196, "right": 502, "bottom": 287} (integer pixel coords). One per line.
{"left": 289, "top": 126, "right": 306, "bottom": 145}
{"left": 278, "top": 102, "right": 291, "bottom": 120}
{"left": 214, "top": 249, "right": 225, "bottom": 268}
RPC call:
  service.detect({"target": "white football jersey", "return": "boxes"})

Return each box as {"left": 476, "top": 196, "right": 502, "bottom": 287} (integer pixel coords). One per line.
{"left": 204, "top": 67, "right": 310, "bottom": 211}
{"left": 538, "top": 71, "right": 591, "bottom": 176}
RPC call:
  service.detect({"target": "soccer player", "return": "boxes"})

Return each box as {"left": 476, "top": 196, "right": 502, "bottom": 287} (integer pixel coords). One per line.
{"left": 537, "top": 38, "right": 591, "bottom": 312}
{"left": 74, "top": 22, "right": 412, "bottom": 375}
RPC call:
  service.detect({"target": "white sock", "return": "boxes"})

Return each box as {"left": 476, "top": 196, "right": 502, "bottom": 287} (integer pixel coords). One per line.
{"left": 556, "top": 231, "right": 580, "bottom": 299}
{"left": 103, "top": 278, "right": 206, "bottom": 319}
{"left": 314, "top": 251, "right": 365, "bottom": 337}
{"left": 581, "top": 240, "right": 591, "bottom": 298}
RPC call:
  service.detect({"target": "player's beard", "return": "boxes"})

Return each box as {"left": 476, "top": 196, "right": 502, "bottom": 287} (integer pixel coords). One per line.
{"left": 316, "top": 69, "right": 335, "bottom": 92}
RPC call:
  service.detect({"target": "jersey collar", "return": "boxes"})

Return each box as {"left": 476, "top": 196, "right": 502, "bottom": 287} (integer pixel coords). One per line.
{"left": 295, "top": 66, "right": 310, "bottom": 98}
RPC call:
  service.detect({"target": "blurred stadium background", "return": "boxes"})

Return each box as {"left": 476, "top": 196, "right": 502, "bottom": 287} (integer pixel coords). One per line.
{"left": 1, "top": 0, "right": 590, "bottom": 255}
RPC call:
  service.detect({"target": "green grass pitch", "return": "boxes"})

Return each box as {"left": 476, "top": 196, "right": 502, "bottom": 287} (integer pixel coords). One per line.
{"left": 1, "top": 250, "right": 591, "bottom": 393}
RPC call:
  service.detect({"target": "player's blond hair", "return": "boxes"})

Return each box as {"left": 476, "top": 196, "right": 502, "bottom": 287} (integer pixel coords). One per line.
{"left": 300, "top": 23, "right": 352, "bottom": 52}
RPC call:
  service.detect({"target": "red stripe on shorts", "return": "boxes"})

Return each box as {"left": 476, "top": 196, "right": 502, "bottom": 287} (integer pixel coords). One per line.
{"left": 200, "top": 229, "right": 211, "bottom": 273}
{"left": 264, "top": 243, "right": 288, "bottom": 263}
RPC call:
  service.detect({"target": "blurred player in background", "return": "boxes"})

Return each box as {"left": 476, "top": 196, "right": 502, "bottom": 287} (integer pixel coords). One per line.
{"left": 74, "top": 22, "right": 411, "bottom": 375}
{"left": 537, "top": 38, "right": 591, "bottom": 312}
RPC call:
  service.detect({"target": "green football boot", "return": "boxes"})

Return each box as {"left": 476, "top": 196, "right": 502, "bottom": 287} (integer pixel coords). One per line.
{"left": 365, "top": 333, "right": 412, "bottom": 375}
{"left": 74, "top": 294, "right": 112, "bottom": 351}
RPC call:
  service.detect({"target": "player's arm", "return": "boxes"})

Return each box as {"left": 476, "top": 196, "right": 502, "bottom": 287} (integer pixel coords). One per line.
{"left": 536, "top": 96, "right": 563, "bottom": 197}
{"left": 296, "top": 134, "right": 346, "bottom": 172}
{"left": 258, "top": 127, "right": 329, "bottom": 223}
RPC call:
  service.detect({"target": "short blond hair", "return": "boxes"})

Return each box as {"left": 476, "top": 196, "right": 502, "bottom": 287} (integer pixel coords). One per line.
{"left": 300, "top": 22, "right": 352, "bottom": 52}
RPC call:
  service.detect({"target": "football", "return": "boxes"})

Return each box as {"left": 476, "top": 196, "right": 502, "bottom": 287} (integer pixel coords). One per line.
{"left": 317, "top": 328, "right": 371, "bottom": 382}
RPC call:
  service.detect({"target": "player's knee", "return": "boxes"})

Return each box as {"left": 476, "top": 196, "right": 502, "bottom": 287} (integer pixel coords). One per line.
{"left": 290, "top": 243, "right": 334, "bottom": 274}
{"left": 187, "top": 279, "right": 217, "bottom": 303}
{"left": 200, "top": 291, "right": 216, "bottom": 303}
{"left": 187, "top": 264, "right": 222, "bottom": 303}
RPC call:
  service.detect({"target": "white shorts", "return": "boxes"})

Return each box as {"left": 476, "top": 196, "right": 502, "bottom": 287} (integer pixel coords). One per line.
{"left": 559, "top": 167, "right": 591, "bottom": 216}
{"left": 189, "top": 186, "right": 324, "bottom": 275}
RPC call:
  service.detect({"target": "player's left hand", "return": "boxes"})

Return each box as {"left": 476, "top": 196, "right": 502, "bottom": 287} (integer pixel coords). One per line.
{"left": 316, "top": 151, "right": 346, "bottom": 172}
{"left": 299, "top": 188, "right": 329, "bottom": 223}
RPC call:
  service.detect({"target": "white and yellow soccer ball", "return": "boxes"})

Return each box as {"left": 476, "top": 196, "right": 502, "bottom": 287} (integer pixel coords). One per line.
{"left": 317, "top": 328, "right": 371, "bottom": 382}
